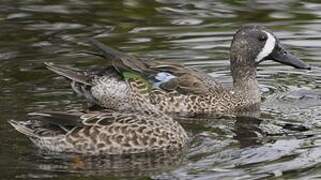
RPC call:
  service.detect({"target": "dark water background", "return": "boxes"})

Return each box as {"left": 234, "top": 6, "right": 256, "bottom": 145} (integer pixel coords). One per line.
{"left": 1, "top": 0, "right": 321, "bottom": 179}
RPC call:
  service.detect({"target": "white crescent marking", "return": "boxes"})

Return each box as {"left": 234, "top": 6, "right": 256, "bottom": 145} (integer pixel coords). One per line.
{"left": 255, "top": 31, "right": 276, "bottom": 62}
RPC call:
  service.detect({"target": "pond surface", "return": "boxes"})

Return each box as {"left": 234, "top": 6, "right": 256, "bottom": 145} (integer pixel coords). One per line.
{"left": 1, "top": 0, "right": 321, "bottom": 179}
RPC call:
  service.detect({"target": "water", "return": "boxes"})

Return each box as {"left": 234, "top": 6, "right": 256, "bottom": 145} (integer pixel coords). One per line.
{"left": 1, "top": 0, "right": 321, "bottom": 179}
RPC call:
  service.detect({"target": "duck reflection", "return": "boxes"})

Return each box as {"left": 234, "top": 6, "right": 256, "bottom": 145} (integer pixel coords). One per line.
{"left": 32, "top": 149, "right": 185, "bottom": 177}
{"left": 233, "top": 116, "right": 265, "bottom": 148}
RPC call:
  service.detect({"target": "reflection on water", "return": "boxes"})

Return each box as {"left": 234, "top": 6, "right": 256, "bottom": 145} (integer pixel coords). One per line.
{"left": 16, "top": 150, "right": 185, "bottom": 178}
{"left": 1, "top": 0, "right": 321, "bottom": 179}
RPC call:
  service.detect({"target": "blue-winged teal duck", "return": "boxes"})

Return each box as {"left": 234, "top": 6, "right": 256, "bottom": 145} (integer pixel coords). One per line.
{"left": 9, "top": 110, "right": 188, "bottom": 155}
{"left": 45, "top": 25, "right": 310, "bottom": 117}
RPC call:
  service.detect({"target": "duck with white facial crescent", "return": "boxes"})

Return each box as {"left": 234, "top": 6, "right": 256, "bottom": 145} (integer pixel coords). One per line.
{"left": 42, "top": 25, "right": 310, "bottom": 117}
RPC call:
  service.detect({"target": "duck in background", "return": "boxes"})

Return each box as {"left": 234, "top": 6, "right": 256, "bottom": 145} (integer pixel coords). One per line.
{"left": 44, "top": 25, "right": 310, "bottom": 118}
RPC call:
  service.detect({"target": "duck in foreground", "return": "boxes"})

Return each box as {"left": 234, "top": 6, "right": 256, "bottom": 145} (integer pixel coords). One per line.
{"left": 9, "top": 110, "right": 188, "bottom": 155}
{"left": 46, "top": 25, "right": 310, "bottom": 117}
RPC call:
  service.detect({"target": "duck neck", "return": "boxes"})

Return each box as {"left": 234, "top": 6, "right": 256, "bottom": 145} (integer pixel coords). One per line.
{"left": 233, "top": 76, "right": 260, "bottom": 101}
{"left": 230, "top": 59, "right": 261, "bottom": 105}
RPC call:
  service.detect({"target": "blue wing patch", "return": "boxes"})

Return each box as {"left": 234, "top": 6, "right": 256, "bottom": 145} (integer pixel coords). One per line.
{"left": 152, "top": 72, "right": 176, "bottom": 88}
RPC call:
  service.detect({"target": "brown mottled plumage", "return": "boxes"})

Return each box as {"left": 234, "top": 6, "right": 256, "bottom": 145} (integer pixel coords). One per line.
{"left": 45, "top": 25, "right": 309, "bottom": 118}
{"left": 9, "top": 111, "right": 188, "bottom": 155}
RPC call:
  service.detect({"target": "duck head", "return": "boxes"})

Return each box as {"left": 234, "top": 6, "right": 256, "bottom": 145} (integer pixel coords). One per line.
{"left": 230, "top": 25, "right": 310, "bottom": 82}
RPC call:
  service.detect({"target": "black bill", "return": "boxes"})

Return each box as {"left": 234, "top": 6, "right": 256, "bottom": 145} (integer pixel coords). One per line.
{"left": 265, "top": 44, "right": 310, "bottom": 70}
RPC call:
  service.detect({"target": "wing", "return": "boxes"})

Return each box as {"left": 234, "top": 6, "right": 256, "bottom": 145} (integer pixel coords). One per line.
{"left": 8, "top": 111, "right": 85, "bottom": 138}
{"left": 46, "top": 38, "right": 222, "bottom": 105}
{"left": 28, "top": 111, "right": 120, "bottom": 127}
{"left": 9, "top": 111, "right": 130, "bottom": 138}
{"left": 88, "top": 38, "right": 223, "bottom": 95}
{"left": 45, "top": 62, "right": 121, "bottom": 105}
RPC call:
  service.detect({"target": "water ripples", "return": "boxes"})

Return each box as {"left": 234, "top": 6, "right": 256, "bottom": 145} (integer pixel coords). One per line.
{"left": 1, "top": 0, "right": 321, "bottom": 179}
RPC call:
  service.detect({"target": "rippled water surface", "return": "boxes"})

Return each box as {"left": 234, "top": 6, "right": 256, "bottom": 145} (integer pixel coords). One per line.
{"left": 1, "top": 0, "right": 321, "bottom": 179}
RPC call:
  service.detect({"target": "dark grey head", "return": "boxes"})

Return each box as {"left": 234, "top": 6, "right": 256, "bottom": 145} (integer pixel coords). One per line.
{"left": 230, "top": 25, "right": 310, "bottom": 80}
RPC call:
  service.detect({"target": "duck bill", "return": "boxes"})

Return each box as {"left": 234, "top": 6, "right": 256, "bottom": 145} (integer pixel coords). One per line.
{"left": 266, "top": 45, "right": 310, "bottom": 69}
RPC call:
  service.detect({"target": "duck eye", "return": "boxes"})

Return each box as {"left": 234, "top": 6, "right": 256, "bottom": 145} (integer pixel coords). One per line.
{"left": 258, "top": 34, "right": 267, "bottom": 42}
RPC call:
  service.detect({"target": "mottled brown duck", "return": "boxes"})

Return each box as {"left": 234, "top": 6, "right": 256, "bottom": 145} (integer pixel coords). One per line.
{"left": 45, "top": 25, "right": 310, "bottom": 117}
{"left": 9, "top": 110, "right": 188, "bottom": 155}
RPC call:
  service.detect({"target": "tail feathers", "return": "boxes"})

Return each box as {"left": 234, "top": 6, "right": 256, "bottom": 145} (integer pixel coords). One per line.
{"left": 88, "top": 38, "right": 128, "bottom": 60}
{"left": 28, "top": 111, "right": 84, "bottom": 127}
{"left": 88, "top": 38, "right": 151, "bottom": 74}
{"left": 45, "top": 62, "right": 92, "bottom": 86}
{"left": 8, "top": 120, "right": 39, "bottom": 138}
